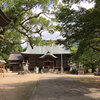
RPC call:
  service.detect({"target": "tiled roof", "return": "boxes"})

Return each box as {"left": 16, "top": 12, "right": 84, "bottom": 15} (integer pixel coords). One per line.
{"left": 8, "top": 53, "right": 24, "bottom": 61}
{"left": 40, "top": 51, "right": 58, "bottom": 58}
{"left": 22, "top": 43, "right": 71, "bottom": 54}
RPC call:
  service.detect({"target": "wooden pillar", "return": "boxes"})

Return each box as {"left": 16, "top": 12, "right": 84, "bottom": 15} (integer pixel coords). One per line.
{"left": 3, "top": 64, "right": 5, "bottom": 77}
{"left": 61, "top": 54, "right": 64, "bottom": 73}
{"left": 0, "top": 64, "right": 5, "bottom": 77}
{"left": 0, "top": 65, "right": 2, "bottom": 76}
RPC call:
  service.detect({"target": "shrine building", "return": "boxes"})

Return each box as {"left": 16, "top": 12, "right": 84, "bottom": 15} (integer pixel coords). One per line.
{"left": 8, "top": 43, "right": 72, "bottom": 72}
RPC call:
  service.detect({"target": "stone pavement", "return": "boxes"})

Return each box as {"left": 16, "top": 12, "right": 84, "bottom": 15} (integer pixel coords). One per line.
{"left": 29, "top": 74, "right": 99, "bottom": 100}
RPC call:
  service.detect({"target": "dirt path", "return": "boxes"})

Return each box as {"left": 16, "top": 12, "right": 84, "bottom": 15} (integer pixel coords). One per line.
{"left": 0, "top": 73, "right": 41, "bottom": 100}
{"left": 30, "top": 74, "right": 100, "bottom": 100}
{"left": 0, "top": 73, "right": 100, "bottom": 100}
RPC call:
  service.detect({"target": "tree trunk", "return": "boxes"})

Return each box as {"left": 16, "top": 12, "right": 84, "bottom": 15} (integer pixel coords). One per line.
{"left": 85, "top": 68, "right": 88, "bottom": 73}
{"left": 92, "top": 67, "right": 95, "bottom": 73}
{"left": 98, "top": 66, "right": 100, "bottom": 72}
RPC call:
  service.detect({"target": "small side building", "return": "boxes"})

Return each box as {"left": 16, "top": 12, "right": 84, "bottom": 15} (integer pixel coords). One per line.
{"left": 8, "top": 53, "right": 23, "bottom": 71}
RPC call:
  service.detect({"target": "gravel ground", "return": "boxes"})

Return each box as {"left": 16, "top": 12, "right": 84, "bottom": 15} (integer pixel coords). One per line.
{"left": 30, "top": 74, "right": 100, "bottom": 100}
{"left": 0, "top": 73, "right": 41, "bottom": 100}
{"left": 0, "top": 73, "right": 100, "bottom": 100}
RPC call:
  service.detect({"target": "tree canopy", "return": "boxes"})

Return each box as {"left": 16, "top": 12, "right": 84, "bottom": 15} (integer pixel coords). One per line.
{"left": 0, "top": 0, "right": 100, "bottom": 71}
{"left": 0, "top": 0, "right": 58, "bottom": 61}
{"left": 0, "top": 0, "right": 58, "bottom": 48}
{"left": 56, "top": 0, "right": 100, "bottom": 70}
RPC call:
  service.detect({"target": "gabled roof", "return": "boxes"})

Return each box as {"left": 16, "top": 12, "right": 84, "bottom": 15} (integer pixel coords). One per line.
{"left": 22, "top": 43, "right": 71, "bottom": 54}
{"left": 0, "top": 9, "right": 10, "bottom": 27}
{"left": 8, "top": 53, "right": 24, "bottom": 61}
{"left": 40, "top": 51, "right": 57, "bottom": 58}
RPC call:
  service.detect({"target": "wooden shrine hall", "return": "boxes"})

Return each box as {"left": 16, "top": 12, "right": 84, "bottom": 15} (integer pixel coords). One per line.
{"left": 9, "top": 43, "right": 72, "bottom": 72}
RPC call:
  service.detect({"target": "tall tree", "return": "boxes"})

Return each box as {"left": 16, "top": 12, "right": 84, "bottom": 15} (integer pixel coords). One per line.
{"left": 0, "top": 0, "right": 58, "bottom": 48}
{"left": 56, "top": 0, "right": 100, "bottom": 70}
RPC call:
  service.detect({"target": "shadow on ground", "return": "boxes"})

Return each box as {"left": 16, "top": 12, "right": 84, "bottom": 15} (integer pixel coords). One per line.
{"left": 0, "top": 74, "right": 100, "bottom": 100}
{"left": 0, "top": 74, "right": 39, "bottom": 100}
{"left": 30, "top": 74, "right": 100, "bottom": 100}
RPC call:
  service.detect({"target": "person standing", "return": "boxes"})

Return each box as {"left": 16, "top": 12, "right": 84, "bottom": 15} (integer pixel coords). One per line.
{"left": 36, "top": 66, "right": 39, "bottom": 74}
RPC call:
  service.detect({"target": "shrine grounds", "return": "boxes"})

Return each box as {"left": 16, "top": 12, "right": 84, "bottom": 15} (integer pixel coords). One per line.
{"left": 0, "top": 73, "right": 100, "bottom": 100}
{"left": 0, "top": 73, "right": 40, "bottom": 100}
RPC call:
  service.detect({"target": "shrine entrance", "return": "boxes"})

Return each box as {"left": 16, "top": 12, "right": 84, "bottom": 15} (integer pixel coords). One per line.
{"left": 43, "top": 60, "right": 54, "bottom": 73}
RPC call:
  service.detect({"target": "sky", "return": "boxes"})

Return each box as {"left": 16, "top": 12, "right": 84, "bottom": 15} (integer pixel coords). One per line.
{"left": 71, "top": 1, "right": 95, "bottom": 10}
{"left": 21, "top": 1, "right": 95, "bottom": 48}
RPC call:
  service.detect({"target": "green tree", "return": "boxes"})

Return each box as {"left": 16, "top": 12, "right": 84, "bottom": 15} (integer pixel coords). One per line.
{"left": 0, "top": 0, "right": 58, "bottom": 48}
{"left": 56, "top": 0, "right": 100, "bottom": 72}
{"left": 0, "top": 43, "right": 23, "bottom": 60}
{"left": 31, "top": 37, "right": 55, "bottom": 45}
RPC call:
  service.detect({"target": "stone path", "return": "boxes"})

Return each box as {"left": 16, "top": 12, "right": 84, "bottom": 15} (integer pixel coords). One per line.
{"left": 30, "top": 74, "right": 100, "bottom": 100}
